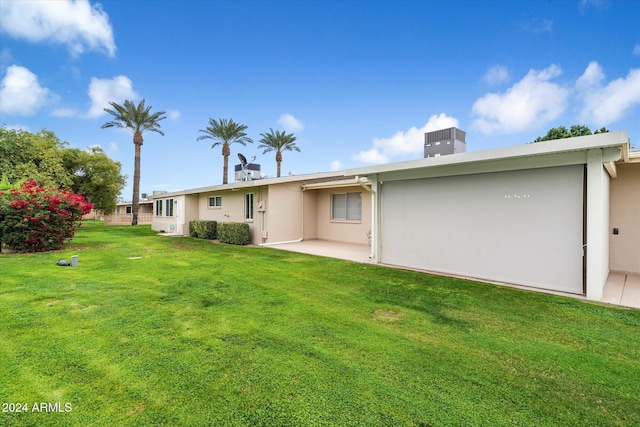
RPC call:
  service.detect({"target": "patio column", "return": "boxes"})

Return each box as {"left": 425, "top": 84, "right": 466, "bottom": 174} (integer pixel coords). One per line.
{"left": 585, "top": 147, "right": 620, "bottom": 300}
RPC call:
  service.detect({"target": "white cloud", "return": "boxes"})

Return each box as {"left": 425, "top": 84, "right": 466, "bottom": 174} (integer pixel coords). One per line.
{"left": 483, "top": 65, "right": 510, "bottom": 85}
{"left": 576, "top": 61, "right": 640, "bottom": 126}
{"left": 329, "top": 160, "right": 344, "bottom": 171}
{"left": 86, "top": 75, "right": 138, "bottom": 118}
{"left": 522, "top": 18, "right": 553, "bottom": 34}
{"left": 0, "top": 65, "right": 55, "bottom": 116}
{"left": 633, "top": 44, "right": 640, "bottom": 56}
{"left": 108, "top": 141, "right": 119, "bottom": 152}
{"left": 579, "top": 0, "right": 610, "bottom": 11}
{"left": 0, "top": 0, "right": 116, "bottom": 57}
{"left": 353, "top": 148, "right": 389, "bottom": 165}
{"left": 51, "top": 107, "right": 78, "bottom": 117}
{"left": 167, "top": 109, "right": 181, "bottom": 120}
{"left": 352, "top": 113, "right": 459, "bottom": 165}
{"left": 278, "top": 113, "right": 304, "bottom": 133}
{"left": 471, "top": 65, "right": 569, "bottom": 134}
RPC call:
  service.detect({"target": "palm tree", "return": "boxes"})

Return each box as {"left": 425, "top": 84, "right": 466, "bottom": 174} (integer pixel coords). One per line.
{"left": 197, "top": 118, "right": 253, "bottom": 185}
{"left": 101, "top": 99, "right": 166, "bottom": 225}
{"left": 258, "top": 128, "right": 300, "bottom": 178}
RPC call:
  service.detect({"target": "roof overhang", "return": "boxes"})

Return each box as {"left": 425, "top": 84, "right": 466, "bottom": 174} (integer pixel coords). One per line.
{"left": 150, "top": 171, "right": 347, "bottom": 198}
{"left": 302, "top": 177, "right": 371, "bottom": 191}
{"left": 346, "top": 131, "right": 629, "bottom": 179}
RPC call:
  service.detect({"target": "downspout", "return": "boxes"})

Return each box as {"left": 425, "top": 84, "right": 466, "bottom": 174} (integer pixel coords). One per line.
{"left": 259, "top": 237, "right": 303, "bottom": 247}
{"left": 355, "top": 176, "right": 376, "bottom": 260}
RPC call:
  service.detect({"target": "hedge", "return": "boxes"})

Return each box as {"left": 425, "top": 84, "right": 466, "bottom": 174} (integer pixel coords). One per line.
{"left": 189, "top": 220, "right": 217, "bottom": 240}
{"left": 217, "top": 222, "right": 251, "bottom": 245}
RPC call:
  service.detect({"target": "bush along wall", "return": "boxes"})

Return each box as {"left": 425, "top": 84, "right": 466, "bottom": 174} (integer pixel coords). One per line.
{"left": 189, "top": 220, "right": 217, "bottom": 240}
{"left": 0, "top": 180, "right": 92, "bottom": 253}
{"left": 217, "top": 222, "right": 251, "bottom": 245}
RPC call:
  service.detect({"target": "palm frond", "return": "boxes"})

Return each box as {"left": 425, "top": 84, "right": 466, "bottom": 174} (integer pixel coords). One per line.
{"left": 101, "top": 99, "right": 166, "bottom": 136}
{"left": 258, "top": 128, "right": 299, "bottom": 154}
{"left": 197, "top": 118, "right": 253, "bottom": 148}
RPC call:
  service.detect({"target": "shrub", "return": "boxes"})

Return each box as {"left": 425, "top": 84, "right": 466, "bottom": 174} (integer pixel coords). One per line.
{"left": 217, "top": 222, "right": 251, "bottom": 245}
{"left": 0, "top": 180, "right": 92, "bottom": 253}
{"left": 189, "top": 220, "right": 217, "bottom": 240}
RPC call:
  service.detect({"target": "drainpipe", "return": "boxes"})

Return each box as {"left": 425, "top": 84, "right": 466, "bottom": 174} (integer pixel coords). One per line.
{"left": 355, "top": 176, "right": 377, "bottom": 260}
{"left": 259, "top": 237, "right": 303, "bottom": 247}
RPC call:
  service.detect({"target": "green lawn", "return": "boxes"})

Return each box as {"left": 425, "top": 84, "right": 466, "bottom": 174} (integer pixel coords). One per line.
{"left": 1, "top": 222, "right": 639, "bottom": 426}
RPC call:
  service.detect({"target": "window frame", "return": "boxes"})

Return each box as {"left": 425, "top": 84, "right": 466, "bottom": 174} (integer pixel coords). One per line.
{"left": 155, "top": 200, "right": 163, "bottom": 216}
{"left": 165, "top": 199, "right": 174, "bottom": 217}
{"left": 331, "top": 192, "right": 362, "bottom": 222}
{"left": 208, "top": 196, "right": 222, "bottom": 208}
{"left": 245, "top": 193, "right": 254, "bottom": 221}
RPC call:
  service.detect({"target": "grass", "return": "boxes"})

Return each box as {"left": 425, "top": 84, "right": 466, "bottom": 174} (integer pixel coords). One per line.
{"left": 1, "top": 221, "right": 639, "bottom": 426}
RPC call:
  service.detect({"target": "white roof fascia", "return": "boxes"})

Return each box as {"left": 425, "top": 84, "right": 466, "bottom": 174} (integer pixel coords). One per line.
{"left": 302, "top": 178, "right": 370, "bottom": 190}
{"left": 150, "top": 170, "right": 347, "bottom": 199}
{"left": 346, "top": 131, "right": 629, "bottom": 177}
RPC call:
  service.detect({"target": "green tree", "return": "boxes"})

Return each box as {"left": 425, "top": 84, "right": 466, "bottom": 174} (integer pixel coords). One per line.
{"left": 0, "top": 128, "right": 72, "bottom": 188}
{"left": 258, "top": 129, "right": 300, "bottom": 178}
{"left": 102, "top": 99, "right": 166, "bottom": 225}
{"left": 533, "top": 125, "right": 609, "bottom": 142}
{"left": 197, "top": 118, "right": 253, "bottom": 185}
{"left": 62, "top": 147, "right": 127, "bottom": 214}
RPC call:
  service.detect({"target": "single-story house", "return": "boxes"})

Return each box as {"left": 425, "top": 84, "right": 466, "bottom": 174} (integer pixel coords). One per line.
{"left": 104, "top": 200, "right": 154, "bottom": 225}
{"left": 151, "top": 131, "right": 638, "bottom": 302}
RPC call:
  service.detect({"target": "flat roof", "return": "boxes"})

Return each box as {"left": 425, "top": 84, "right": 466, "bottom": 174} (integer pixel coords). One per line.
{"left": 151, "top": 170, "right": 346, "bottom": 198}
{"left": 347, "top": 131, "right": 629, "bottom": 176}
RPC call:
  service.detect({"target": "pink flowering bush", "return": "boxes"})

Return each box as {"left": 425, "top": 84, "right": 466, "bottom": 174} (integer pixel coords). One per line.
{"left": 0, "top": 180, "right": 92, "bottom": 253}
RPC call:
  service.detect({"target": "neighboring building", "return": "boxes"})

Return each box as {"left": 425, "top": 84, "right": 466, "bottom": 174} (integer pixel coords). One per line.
{"left": 424, "top": 127, "right": 466, "bottom": 158}
{"left": 104, "top": 200, "right": 154, "bottom": 225}
{"left": 152, "top": 131, "right": 638, "bottom": 302}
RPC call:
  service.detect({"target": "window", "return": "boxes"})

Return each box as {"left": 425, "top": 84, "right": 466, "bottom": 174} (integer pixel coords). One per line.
{"left": 165, "top": 199, "right": 174, "bottom": 217}
{"left": 331, "top": 192, "right": 362, "bottom": 221}
{"left": 155, "top": 200, "right": 162, "bottom": 216}
{"left": 245, "top": 193, "right": 254, "bottom": 220}
{"left": 208, "top": 196, "right": 222, "bottom": 208}
{"left": 125, "top": 206, "right": 132, "bottom": 215}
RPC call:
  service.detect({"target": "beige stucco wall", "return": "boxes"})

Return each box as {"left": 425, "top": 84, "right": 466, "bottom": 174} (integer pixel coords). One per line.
{"left": 610, "top": 162, "right": 640, "bottom": 274}
{"left": 197, "top": 187, "right": 268, "bottom": 245}
{"left": 313, "top": 186, "right": 372, "bottom": 245}
{"left": 303, "top": 190, "right": 318, "bottom": 240}
{"left": 265, "top": 183, "right": 304, "bottom": 243}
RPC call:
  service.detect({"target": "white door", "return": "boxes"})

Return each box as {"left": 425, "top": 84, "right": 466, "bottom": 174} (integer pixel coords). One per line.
{"left": 379, "top": 166, "right": 585, "bottom": 294}
{"left": 175, "top": 199, "right": 183, "bottom": 235}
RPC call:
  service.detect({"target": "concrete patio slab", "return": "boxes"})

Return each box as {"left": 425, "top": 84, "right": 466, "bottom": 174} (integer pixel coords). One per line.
{"left": 265, "top": 239, "right": 374, "bottom": 264}
{"left": 620, "top": 274, "right": 640, "bottom": 309}
{"left": 602, "top": 272, "right": 626, "bottom": 305}
{"left": 602, "top": 273, "right": 640, "bottom": 309}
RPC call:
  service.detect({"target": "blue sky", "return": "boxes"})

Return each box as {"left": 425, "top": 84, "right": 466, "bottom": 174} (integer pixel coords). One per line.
{"left": 1, "top": 0, "right": 639, "bottom": 199}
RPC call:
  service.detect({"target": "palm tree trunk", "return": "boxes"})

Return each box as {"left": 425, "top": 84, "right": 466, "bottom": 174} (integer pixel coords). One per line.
{"left": 222, "top": 144, "right": 230, "bottom": 185}
{"left": 132, "top": 133, "right": 143, "bottom": 225}
{"left": 276, "top": 152, "right": 282, "bottom": 178}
